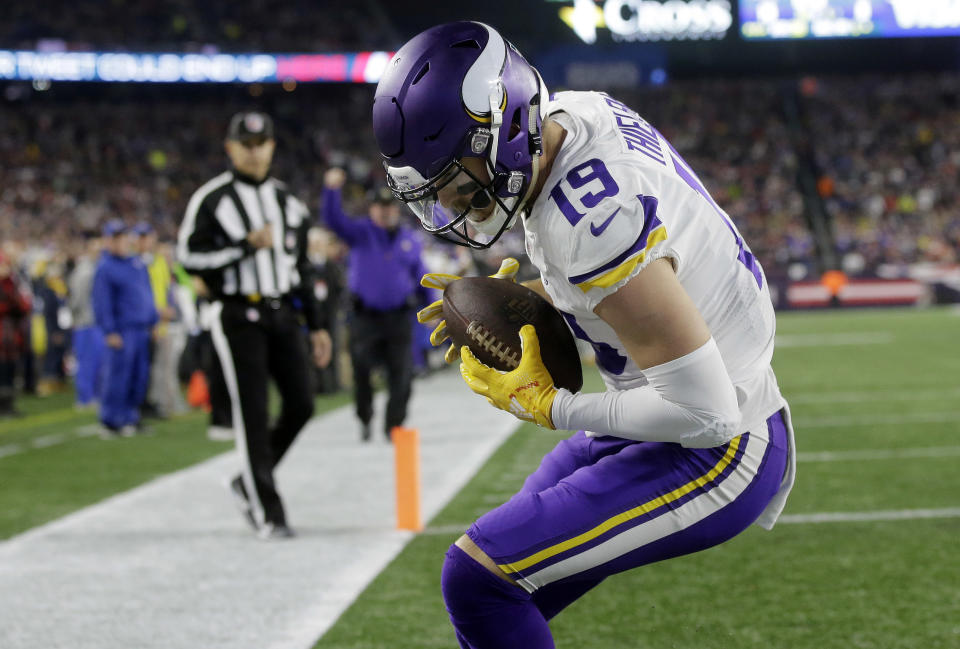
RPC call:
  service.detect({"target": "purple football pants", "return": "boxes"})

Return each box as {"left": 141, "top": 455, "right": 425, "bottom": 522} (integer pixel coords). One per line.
{"left": 444, "top": 409, "right": 789, "bottom": 649}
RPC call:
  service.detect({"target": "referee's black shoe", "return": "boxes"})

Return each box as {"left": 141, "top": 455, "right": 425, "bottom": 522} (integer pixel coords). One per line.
{"left": 227, "top": 476, "right": 258, "bottom": 532}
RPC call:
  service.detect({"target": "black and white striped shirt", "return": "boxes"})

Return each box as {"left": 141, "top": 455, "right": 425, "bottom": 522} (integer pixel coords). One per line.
{"left": 177, "top": 170, "right": 325, "bottom": 330}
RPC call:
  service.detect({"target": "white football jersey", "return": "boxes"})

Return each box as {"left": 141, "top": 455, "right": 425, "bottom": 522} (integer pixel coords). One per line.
{"left": 524, "top": 91, "right": 787, "bottom": 438}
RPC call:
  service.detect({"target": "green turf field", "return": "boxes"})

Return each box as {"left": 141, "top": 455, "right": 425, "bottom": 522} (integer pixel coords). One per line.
{"left": 1, "top": 308, "right": 957, "bottom": 647}
{"left": 314, "top": 307, "right": 960, "bottom": 649}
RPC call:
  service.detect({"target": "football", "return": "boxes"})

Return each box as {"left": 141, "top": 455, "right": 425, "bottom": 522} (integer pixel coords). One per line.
{"left": 442, "top": 276, "right": 583, "bottom": 393}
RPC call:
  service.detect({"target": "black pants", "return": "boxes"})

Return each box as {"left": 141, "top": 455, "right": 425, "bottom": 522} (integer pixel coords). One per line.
{"left": 349, "top": 305, "right": 413, "bottom": 435}
{"left": 211, "top": 299, "right": 314, "bottom": 526}
{"left": 0, "top": 359, "right": 15, "bottom": 413}
{"left": 199, "top": 331, "right": 232, "bottom": 428}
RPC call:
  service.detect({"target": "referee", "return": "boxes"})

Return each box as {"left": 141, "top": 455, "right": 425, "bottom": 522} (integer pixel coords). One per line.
{"left": 177, "top": 111, "right": 331, "bottom": 539}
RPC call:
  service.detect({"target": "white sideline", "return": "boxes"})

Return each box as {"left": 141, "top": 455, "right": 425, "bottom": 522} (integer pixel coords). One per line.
{"left": 797, "top": 445, "right": 960, "bottom": 462}
{"left": 0, "top": 369, "right": 520, "bottom": 649}
{"left": 778, "top": 507, "right": 960, "bottom": 524}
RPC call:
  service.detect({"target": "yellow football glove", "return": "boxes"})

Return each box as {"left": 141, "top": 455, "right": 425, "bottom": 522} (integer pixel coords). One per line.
{"left": 417, "top": 258, "right": 520, "bottom": 364}
{"left": 459, "top": 325, "right": 558, "bottom": 429}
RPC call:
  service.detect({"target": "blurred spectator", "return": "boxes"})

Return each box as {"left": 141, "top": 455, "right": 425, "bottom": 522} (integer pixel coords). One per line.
{"left": 92, "top": 219, "right": 158, "bottom": 437}
{"left": 307, "top": 226, "right": 348, "bottom": 395}
{"left": 0, "top": 251, "right": 31, "bottom": 418}
{"left": 36, "top": 260, "right": 70, "bottom": 396}
{"left": 134, "top": 222, "right": 185, "bottom": 418}
{"left": 321, "top": 168, "right": 430, "bottom": 442}
{"left": 67, "top": 233, "right": 105, "bottom": 409}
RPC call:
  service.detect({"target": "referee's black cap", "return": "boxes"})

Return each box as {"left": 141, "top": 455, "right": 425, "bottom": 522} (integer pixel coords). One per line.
{"left": 227, "top": 111, "right": 274, "bottom": 142}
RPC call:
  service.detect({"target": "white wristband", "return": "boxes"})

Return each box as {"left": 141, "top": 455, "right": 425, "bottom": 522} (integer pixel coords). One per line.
{"left": 551, "top": 338, "right": 741, "bottom": 448}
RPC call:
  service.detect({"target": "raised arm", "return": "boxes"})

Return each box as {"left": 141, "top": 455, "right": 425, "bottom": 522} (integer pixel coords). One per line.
{"left": 320, "top": 168, "right": 369, "bottom": 246}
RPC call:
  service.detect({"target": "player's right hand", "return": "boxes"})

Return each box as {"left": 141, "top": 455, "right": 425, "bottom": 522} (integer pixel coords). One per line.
{"left": 417, "top": 257, "right": 519, "bottom": 364}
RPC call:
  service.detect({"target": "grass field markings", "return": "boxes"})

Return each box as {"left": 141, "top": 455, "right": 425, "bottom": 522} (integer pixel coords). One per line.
{"left": 795, "top": 411, "right": 960, "bottom": 428}
{"left": 0, "top": 443, "right": 22, "bottom": 458}
{"left": 0, "top": 407, "right": 87, "bottom": 435}
{"left": 30, "top": 433, "right": 69, "bottom": 448}
{"left": 0, "top": 423, "right": 103, "bottom": 459}
{"left": 778, "top": 507, "right": 960, "bottom": 524}
{"left": 421, "top": 507, "right": 960, "bottom": 536}
{"left": 786, "top": 387, "right": 960, "bottom": 404}
{"left": 797, "top": 445, "right": 960, "bottom": 463}
{"left": 775, "top": 332, "right": 895, "bottom": 347}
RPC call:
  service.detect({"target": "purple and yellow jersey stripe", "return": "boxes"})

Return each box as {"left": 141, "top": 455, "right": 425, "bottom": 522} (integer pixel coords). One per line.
{"left": 496, "top": 434, "right": 745, "bottom": 578}
{"left": 468, "top": 411, "right": 790, "bottom": 594}
{"left": 567, "top": 200, "right": 666, "bottom": 293}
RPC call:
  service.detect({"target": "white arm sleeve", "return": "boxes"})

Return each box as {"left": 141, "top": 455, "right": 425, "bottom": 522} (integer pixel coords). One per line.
{"left": 551, "top": 338, "right": 741, "bottom": 448}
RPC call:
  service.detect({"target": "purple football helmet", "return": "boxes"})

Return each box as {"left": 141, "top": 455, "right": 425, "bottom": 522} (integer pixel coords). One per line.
{"left": 373, "top": 21, "right": 548, "bottom": 248}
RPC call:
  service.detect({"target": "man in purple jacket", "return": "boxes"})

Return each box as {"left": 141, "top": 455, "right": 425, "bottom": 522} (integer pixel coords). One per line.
{"left": 321, "top": 168, "right": 429, "bottom": 442}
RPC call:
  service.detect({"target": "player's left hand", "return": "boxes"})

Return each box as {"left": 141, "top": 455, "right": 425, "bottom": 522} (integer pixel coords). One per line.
{"left": 459, "top": 325, "right": 558, "bottom": 429}
{"left": 417, "top": 257, "right": 519, "bottom": 364}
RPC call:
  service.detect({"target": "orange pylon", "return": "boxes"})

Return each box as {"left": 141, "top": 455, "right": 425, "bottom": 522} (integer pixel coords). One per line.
{"left": 392, "top": 426, "right": 423, "bottom": 532}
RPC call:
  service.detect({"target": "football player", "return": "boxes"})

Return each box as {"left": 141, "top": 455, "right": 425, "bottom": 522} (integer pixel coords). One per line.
{"left": 373, "top": 21, "right": 796, "bottom": 649}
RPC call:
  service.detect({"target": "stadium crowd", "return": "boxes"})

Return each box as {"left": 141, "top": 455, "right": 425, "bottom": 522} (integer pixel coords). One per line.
{"left": 802, "top": 73, "right": 960, "bottom": 275}
{"left": 2, "top": 0, "right": 397, "bottom": 53}
{"left": 3, "top": 69, "right": 960, "bottom": 415}
{"left": 619, "top": 78, "right": 812, "bottom": 280}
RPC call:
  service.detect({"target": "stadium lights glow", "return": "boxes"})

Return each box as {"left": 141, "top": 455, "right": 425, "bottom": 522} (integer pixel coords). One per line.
{"left": 0, "top": 50, "right": 394, "bottom": 83}
{"left": 555, "top": 0, "right": 733, "bottom": 42}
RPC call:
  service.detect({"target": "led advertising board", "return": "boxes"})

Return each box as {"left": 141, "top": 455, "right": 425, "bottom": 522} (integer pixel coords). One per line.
{"left": 554, "top": 0, "right": 733, "bottom": 43}
{"left": 0, "top": 50, "right": 393, "bottom": 83}
{"left": 740, "top": 0, "right": 960, "bottom": 39}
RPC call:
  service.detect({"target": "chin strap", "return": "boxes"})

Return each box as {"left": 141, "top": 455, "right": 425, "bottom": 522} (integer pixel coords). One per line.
{"left": 471, "top": 73, "right": 545, "bottom": 237}
{"left": 487, "top": 85, "right": 503, "bottom": 180}
{"left": 514, "top": 90, "right": 544, "bottom": 220}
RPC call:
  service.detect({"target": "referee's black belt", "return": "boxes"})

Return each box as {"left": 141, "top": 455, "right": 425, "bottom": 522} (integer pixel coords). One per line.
{"left": 221, "top": 294, "right": 293, "bottom": 310}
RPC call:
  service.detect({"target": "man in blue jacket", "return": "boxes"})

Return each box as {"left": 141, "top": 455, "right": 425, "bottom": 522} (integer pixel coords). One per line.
{"left": 322, "top": 168, "right": 429, "bottom": 442}
{"left": 92, "top": 219, "right": 159, "bottom": 437}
